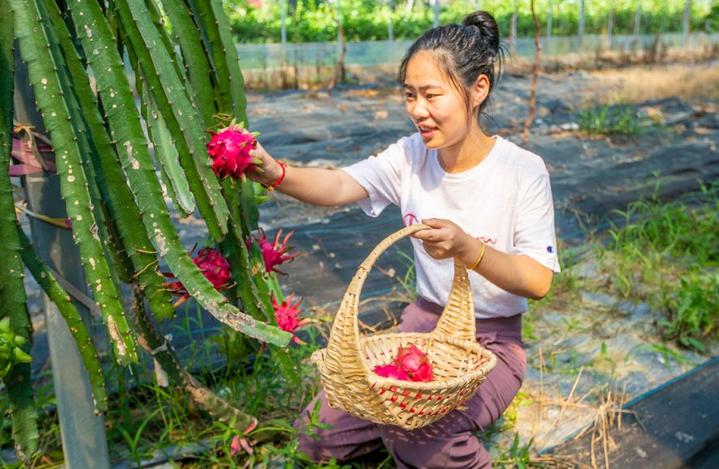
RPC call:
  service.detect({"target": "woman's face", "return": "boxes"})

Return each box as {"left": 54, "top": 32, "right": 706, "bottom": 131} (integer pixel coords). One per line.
{"left": 403, "top": 51, "right": 476, "bottom": 150}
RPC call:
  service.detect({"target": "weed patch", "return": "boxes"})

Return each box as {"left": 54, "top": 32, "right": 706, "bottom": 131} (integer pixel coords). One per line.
{"left": 577, "top": 105, "right": 648, "bottom": 136}
{"left": 596, "top": 183, "right": 719, "bottom": 350}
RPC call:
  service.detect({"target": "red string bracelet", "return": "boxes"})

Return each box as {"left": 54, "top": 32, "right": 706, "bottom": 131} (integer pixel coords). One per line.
{"left": 264, "top": 161, "right": 287, "bottom": 191}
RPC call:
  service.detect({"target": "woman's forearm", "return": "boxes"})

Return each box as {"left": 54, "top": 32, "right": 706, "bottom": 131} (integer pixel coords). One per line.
{"left": 459, "top": 238, "right": 553, "bottom": 300}
{"left": 248, "top": 142, "right": 368, "bottom": 206}
{"left": 275, "top": 165, "right": 368, "bottom": 206}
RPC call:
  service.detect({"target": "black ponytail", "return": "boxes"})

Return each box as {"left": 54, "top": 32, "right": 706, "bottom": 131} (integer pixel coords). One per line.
{"left": 399, "top": 11, "right": 506, "bottom": 119}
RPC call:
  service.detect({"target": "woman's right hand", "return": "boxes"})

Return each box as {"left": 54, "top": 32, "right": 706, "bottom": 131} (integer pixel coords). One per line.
{"left": 247, "top": 140, "right": 284, "bottom": 187}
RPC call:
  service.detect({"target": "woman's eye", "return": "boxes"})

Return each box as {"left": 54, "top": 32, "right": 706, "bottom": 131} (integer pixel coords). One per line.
{"left": 426, "top": 93, "right": 438, "bottom": 99}
{"left": 405, "top": 93, "right": 415, "bottom": 100}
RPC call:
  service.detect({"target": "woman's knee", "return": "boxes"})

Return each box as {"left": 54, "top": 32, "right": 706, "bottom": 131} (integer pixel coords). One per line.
{"left": 380, "top": 426, "right": 491, "bottom": 469}
{"left": 293, "top": 391, "right": 383, "bottom": 463}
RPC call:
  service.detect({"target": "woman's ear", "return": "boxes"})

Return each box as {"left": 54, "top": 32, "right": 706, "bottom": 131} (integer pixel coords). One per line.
{"left": 471, "top": 74, "right": 490, "bottom": 111}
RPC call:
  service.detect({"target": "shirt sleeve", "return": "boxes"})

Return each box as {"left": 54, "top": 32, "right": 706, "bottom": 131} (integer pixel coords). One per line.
{"left": 511, "top": 172, "right": 561, "bottom": 272}
{"left": 339, "top": 138, "right": 407, "bottom": 218}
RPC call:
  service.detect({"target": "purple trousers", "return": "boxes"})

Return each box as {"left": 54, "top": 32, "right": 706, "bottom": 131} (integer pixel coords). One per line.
{"left": 294, "top": 298, "right": 527, "bottom": 468}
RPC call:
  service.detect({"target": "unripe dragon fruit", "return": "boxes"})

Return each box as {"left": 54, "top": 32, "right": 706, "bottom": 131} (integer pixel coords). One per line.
{"left": 250, "top": 229, "right": 299, "bottom": 274}
{"left": 0, "top": 318, "right": 32, "bottom": 379}
{"left": 206, "top": 124, "right": 258, "bottom": 179}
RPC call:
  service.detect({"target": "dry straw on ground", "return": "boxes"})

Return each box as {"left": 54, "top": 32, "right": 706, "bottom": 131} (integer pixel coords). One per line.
{"left": 587, "top": 62, "right": 719, "bottom": 105}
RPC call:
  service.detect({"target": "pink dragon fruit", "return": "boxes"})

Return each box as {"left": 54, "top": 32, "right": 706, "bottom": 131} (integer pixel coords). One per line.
{"left": 192, "top": 248, "right": 232, "bottom": 289}
{"left": 373, "top": 364, "right": 410, "bottom": 380}
{"left": 373, "top": 343, "right": 434, "bottom": 382}
{"left": 206, "top": 124, "right": 258, "bottom": 179}
{"left": 165, "top": 247, "right": 232, "bottom": 307}
{"left": 250, "top": 229, "right": 299, "bottom": 274}
{"left": 395, "top": 344, "right": 433, "bottom": 382}
{"left": 272, "top": 295, "right": 307, "bottom": 344}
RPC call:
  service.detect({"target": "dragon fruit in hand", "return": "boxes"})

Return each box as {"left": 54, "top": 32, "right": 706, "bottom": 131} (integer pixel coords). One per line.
{"left": 206, "top": 124, "right": 258, "bottom": 179}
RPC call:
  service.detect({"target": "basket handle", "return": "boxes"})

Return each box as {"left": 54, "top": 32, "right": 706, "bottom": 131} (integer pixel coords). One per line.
{"left": 325, "top": 223, "right": 476, "bottom": 375}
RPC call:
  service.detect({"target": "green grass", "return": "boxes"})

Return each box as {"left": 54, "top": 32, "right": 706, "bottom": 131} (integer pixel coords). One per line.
{"left": 577, "top": 105, "right": 653, "bottom": 136}
{"left": 595, "top": 182, "right": 719, "bottom": 351}
{"left": 660, "top": 271, "right": 719, "bottom": 352}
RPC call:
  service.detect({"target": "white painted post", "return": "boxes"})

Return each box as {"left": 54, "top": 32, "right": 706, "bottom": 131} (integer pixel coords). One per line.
{"left": 682, "top": 0, "right": 691, "bottom": 45}
{"left": 607, "top": 2, "right": 614, "bottom": 48}
{"left": 578, "top": 0, "right": 585, "bottom": 48}
{"left": 280, "top": 0, "right": 287, "bottom": 47}
{"left": 634, "top": 1, "right": 642, "bottom": 43}
{"left": 387, "top": 0, "right": 394, "bottom": 42}
{"left": 546, "top": 0, "right": 553, "bottom": 40}
{"left": 510, "top": 3, "right": 517, "bottom": 51}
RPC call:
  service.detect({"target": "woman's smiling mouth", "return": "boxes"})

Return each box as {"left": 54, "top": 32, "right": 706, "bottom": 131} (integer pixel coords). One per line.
{"left": 418, "top": 124, "right": 438, "bottom": 139}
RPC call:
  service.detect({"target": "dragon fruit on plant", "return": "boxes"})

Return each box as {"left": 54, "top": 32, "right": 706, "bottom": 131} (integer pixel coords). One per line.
{"left": 206, "top": 123, "right": 259, "bottom": 179}
{"left": 165, "top": 247, "right": 232, "bottom": 307}
{"left": 250, "top": 229, "right": 299, "bottom": 274}
{"left": 193, "top": 247, "right": 232, "bottom": 289}
{"left": 272, "top": 295, "right": 308, "bottom": 344}
{"left": 0, "top": 318, "right": 32, "bottom": 379}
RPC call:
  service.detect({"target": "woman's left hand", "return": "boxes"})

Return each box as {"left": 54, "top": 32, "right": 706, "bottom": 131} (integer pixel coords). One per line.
{"left": 412, "top": 218, "right": 474, "bottom": 263}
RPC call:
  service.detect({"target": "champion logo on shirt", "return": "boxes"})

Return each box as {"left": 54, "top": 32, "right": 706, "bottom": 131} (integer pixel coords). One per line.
{"left": 547, "top": 245, "right": 554, "bottom": 253}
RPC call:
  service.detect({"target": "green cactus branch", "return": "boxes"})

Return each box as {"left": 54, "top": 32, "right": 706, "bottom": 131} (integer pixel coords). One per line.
{"left": 144, "top": 87, "right": 197, "bottom": 217}
{"left": 114, "top": 5, "right": 203, "bottom": 223}
{"left": 38, "top": 4, "right": 123, "bottom": 286}
{"left": 197, "top": 0, "right": 300, "bottom": 383}
{"left": 42, "top": 0, "right": 177, "bottom": 322}
{"left": 186, "top": 0, "right": 248, "bottom": 122}
{"left": 11, "top": 0, "right": 139, "bottom": 365}
{"left": 0, "top": 9, "right": 39, "bottom": 460}
{"left": 66, "top": 0, "right": 291, "bottom": 347}
{"left": 39, "top": 0, "right": 136, "bottom": 288}
{"left": 158, "top": 0, "right": 218, "bottom": 127}
{"left": 130, "top": 285, "right": 257, "bottom": 433}
{"left": 208, "top": 0, "right": 249, "bottom": 121}
{"left": 144, "top": 0, "right": 186, "bottom": 82}
{"left": 17, "top": 228, "right": 108, "bottom": 414}
{"left": 115, "top": 0, "right": 230, "bottom": 241}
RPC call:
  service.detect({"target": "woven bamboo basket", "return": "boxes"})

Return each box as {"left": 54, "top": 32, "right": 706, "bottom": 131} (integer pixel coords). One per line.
{"left": 311, "top": 223, "right": 497, "bottom": 430}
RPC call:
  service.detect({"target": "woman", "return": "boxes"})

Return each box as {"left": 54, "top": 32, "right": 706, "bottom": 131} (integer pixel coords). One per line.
{"left": 248, "top": 11, "right": 560, "bottom": 468}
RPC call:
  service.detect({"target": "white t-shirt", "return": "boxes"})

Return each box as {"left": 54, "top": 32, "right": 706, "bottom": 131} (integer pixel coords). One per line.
{"left": 341, "top": 133, "right": 560, "bottom": 319}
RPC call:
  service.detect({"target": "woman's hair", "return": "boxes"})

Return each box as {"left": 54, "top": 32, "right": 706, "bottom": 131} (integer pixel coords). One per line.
{"left": 398, "top": 10, "right": 505, "bottom": 120}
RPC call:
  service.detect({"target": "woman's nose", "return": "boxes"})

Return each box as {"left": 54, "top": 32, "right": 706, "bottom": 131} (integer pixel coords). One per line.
{"left": 408, "top": 98, "right": 430, "bottom": 120}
